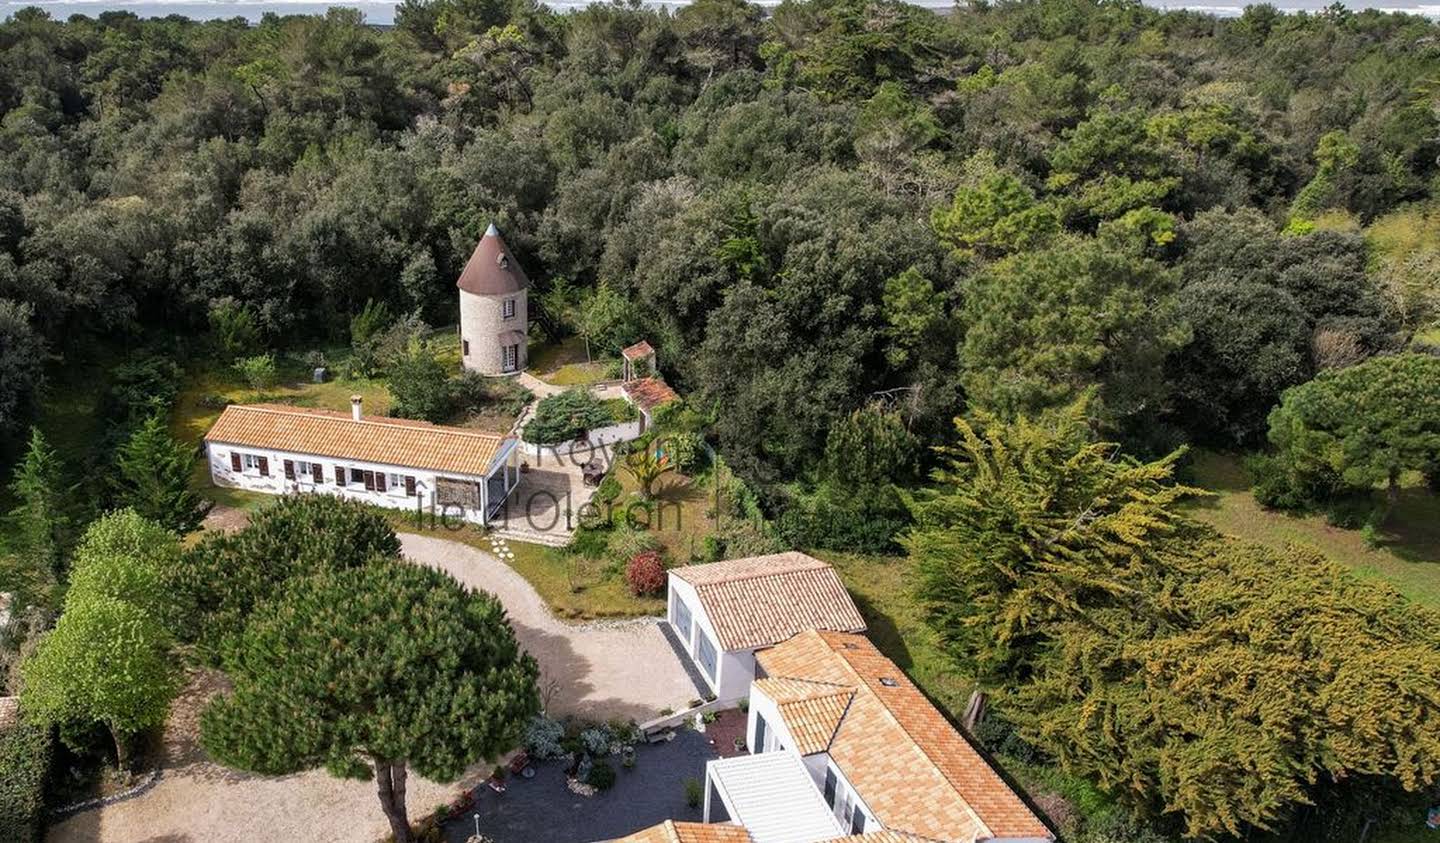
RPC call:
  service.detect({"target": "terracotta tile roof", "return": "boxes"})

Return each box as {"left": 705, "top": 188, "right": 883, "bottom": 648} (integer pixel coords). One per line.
{"left": 756, "top": 631, "right": 1052, "bottom": 843}
{"left": 622, "top": 340, "right": 656, "bottom": 360}
{"left": 457, "top": 222, "right": 528, "bottom": 295}
{"left": 623, "top": 377, "right": 679, "bottom": 412}
{"left": 753, "top": 677, "right": 854, "bottom": 754}
{"left": 204, "top": 404, "right": 511, "bottom": 478}
{"left": 671, "top": 553, "right": 866, "bottom": 651}
{"left": 615, "top": 821, "right": 752, "bottom": 843}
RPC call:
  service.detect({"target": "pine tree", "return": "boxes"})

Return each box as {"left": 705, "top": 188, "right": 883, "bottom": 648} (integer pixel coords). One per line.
{"left": 200, "top": 560, "right": 540, "bottom": 843}
{"left": 113, "top": 414, "right": 209, "bottom": 534}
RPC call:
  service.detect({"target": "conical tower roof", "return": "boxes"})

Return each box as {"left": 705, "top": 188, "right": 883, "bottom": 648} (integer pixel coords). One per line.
{"left": 457, "top": 223, "right": 529, "bottom": 295}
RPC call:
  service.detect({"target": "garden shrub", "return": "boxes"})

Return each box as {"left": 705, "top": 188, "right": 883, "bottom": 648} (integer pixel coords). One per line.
{"left": 607, "top": 527, "right": 661, "bottom": 567}
{"left": 524, "top": 715, "right": 566, "bottom": 760}
{"left": 0, "top": 717, "right": 53, "bottom": 842}
{"left": 522, "top": 389, "right": 613, "bottom": 444}
{"left": 587, "top": 760, "right": 617, "bottom": 790}
{"left": 683, "top": 777, "right": 703, "bottom": 808}
{"left": 580, "top": 726, "right": 613, "bottom": 756}
{"left": 662, "top": 432, "right": 706, "bottom": 474}
{"left": 593, "top": 473, "right": 622, "bottom": 506}
{"left": 625, "top": 551, "right": 666, "bottom": 596}
{"left": 388, "top": 342, "right": 452, "bottom": 423}
{"left": 453, "top": 371, "right": 532, "bottom": 418}
{"left": 566, "top": 524, "right": 612, "bottom": 558}
{"left": 233, "top": 353, "right": 278, "bottom": 391}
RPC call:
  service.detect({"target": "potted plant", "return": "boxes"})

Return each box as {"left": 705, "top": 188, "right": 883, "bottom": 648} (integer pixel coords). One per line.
{"left": 621, "top": 745, "right": 637, "bottom": 769}
{"left": 732, "top": 737, "right": 746, "bottom": 752}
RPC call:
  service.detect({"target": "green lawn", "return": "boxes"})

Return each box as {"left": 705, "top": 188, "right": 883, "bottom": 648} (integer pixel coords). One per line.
{"left": 527, "top": 335, "right": 612, "bottom": 386}
{"left": 1185, "top": 451, "right": 1440, "bottom": 606}
{"left": 379, "top": 512, "right": 665, "bottom": 619}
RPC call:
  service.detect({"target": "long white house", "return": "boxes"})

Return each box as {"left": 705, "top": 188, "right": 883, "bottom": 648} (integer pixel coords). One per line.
{"left": 203, "top": 398, "right": 522, "bottom": 524}
{"left": 665, "top": 553, "right": 867, "bottom": 703}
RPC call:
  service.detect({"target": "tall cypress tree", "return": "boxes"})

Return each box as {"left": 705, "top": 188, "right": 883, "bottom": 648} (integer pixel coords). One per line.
{"left": 5, "top": 427, "right": 72, "bottom": 584}
{"left": 113, "top": 414, "right": 209, "bottom": 534}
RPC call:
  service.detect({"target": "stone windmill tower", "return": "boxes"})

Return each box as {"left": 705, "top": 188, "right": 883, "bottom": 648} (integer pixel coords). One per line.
{"left": 457, "top": 223, "right": 528, "bottom": 376}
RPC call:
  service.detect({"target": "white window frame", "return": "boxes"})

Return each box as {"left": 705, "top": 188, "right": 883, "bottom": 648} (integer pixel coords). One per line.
{"left": 387, "top": 473, "right": 405, "bottom": 495}
{"left": 502, "top": 298, "right": 516, "bottom": 320}
{"left": 241, "top": 453, "right": 263, "bottom": 473}
{"left": 502, "top": 344, "right": 519, "bottom": 372}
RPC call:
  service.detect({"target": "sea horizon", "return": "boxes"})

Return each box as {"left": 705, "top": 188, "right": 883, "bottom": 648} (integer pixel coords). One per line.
{"left": 3, "top": 0, "right": 1439, "bottom": 23}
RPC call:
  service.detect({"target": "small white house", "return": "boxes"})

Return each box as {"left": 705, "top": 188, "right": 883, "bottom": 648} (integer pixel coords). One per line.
{"left": 203, "top": 398, "right": 522, "bottom": 524}
{"left": 665, "top": 553, "right": 867, "bottom": 703}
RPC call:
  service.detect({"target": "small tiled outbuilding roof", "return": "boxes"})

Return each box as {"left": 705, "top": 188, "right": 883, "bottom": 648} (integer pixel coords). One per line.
{"left": 756, "top": 631, "right": 1053, "bottom": 843}
{"left": 622, "top": 340, "right": 656, "bottom": 360}
{"left": 457, "top": 223, "right": 529, "bottom": 296}
{"left": 671, "top": 553, "right": 866, "bottom": 651}
{"left": 615, "top": 820, "right": 752, "bottom": 843}
{"left": 204, "top": 404, "right": 510, "bottom": 478}
{"left": 622, "top": 377, "right": 679, "bottom": 413}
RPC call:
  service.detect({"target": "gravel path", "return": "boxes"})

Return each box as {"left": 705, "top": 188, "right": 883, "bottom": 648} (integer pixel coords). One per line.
{"left": 398, "top": 533, "right": 703, "bottom": 721}
{"left": 47, "top": 535, "right": 699, "bottom": 843}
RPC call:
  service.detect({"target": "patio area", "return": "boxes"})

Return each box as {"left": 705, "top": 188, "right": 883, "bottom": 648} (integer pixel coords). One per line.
{"left": 442, "top": 729, "right": 717, "bottom": 843}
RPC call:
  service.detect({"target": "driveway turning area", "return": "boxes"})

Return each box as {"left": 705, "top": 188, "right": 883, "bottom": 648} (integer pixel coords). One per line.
{"left": 399, "top": 533, "right": 703, "bottom": 721}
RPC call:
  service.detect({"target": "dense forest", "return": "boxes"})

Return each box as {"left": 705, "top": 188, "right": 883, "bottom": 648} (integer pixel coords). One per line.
{"left": 2, "top": 0, "right": 1440, "bottom": 840}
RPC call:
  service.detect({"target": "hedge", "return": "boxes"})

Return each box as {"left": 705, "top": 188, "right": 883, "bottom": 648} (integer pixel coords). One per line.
{"left": 0, "top": 717, "right": 53, "bottom": 842}
{"left": 522, "top": 389, "right": 615, "bottom": 444}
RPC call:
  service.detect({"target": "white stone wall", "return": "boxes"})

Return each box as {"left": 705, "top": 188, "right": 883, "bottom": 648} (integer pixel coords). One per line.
{"left": 519, "top": 418, "right": 644, "bottom": 461}
{"left": 459, "top": 288, "right": 528, "bottom": 375}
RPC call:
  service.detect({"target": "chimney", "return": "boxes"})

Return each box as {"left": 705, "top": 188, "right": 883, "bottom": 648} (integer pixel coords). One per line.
{"left": 350, "top": 395, "right": 363, "bottom": 422}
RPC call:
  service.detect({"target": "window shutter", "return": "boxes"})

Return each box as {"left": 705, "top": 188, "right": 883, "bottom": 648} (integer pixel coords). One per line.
{"left": 230, "top": 453, "right": 242, "bottom": 472}
{"left": 376, "top": 473, "right": 387, "bottom": 492}
{"left": 363, "top": 471, "right": 375, "bottom": 491}
{"left": 258, "top": 456, "right": 269, "bottom": 477}
{"left": 405, "top": 476, "right": 416, "bottom": 497}
{"left": 284, "top": 460, "right": 295, "bottom": 480}
{"left": 335, "top": 465, "right": 346, "bottom": 486}
{"left": 312, "top": 463, "right": 324, "bottom": 483}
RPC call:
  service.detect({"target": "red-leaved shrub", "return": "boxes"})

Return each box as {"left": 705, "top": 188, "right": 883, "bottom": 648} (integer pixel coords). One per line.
{"left": 626, "top": 551, "right": 666, "bottom": 596}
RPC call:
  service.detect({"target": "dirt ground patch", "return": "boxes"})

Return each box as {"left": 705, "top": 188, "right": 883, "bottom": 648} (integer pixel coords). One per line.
{"left": 46, "top": 669, "right": 483, "bottom": 843}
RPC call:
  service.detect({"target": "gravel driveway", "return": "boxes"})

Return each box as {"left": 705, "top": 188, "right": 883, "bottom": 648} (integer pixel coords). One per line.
{"left": 47, "top": 535, "right": 700, "bottom": 843}
{"left": 398, "top": 533, "right": 703, "bottom": 721}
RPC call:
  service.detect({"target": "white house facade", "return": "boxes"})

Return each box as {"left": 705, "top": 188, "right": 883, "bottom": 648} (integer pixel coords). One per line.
{"left": 619, "top": 629, "right": 1056, "bottom": 843}
{"left": 203, "top": 398, "right": 521, "bottom": 525}
{"left": 664, "top": 553, "right": 867, "bottom": 703}
{"left": 458, "top": 222, "right": 529, "bottom": 376}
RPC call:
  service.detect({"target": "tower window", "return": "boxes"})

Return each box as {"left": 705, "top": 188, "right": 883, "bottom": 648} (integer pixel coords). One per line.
{"left": 502, "top": 299, "right": 516, "bottom": 320}
{"left": 462, "top": 339, "right": 470, "bottom": 356}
